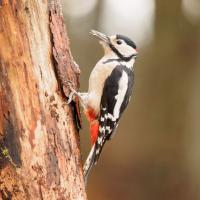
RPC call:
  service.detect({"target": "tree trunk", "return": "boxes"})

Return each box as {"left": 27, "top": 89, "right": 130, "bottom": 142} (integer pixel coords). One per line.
{"left": 0, "top": 0, "right": 86, "bottom": 199}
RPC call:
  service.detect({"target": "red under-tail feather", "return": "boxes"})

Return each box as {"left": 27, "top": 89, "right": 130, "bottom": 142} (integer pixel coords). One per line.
{"left": 90, "top": 121, "right": 99, "bottom": 144}
{"left": 84, "top": 108, "right": 99, "bottom": 144}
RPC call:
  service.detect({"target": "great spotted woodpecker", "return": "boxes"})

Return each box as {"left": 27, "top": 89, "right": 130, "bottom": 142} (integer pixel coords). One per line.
{"left": 68, "top": 30, "right": 137, "bottom": 184}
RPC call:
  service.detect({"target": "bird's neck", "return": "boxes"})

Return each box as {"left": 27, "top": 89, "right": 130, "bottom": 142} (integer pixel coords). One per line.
{"left": 102, "top": 51, "right": 135, "bottom": 70}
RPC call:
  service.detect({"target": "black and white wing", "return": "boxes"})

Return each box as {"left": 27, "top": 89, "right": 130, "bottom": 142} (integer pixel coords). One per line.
{"left": 95, "top": 65, "right": 134, "bottom": 161}
{"left": 84, "top": 65, "right": 134, "bottom": 182}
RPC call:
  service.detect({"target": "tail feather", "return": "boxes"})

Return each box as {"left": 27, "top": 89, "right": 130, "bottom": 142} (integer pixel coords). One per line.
{"left": 83, "top": 144, "right": 96, "bottom": 185}
{"left": 83, "top": 135, "right": 107, "bottom": 185}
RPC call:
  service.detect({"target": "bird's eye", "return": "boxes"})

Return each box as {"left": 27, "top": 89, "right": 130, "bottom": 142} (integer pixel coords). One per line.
{"left": 116, "top": 40, "right": 122, "bottom": 45}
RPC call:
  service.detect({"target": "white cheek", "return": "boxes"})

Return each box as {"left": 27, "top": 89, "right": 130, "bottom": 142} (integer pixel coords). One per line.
{"left": 119, "top": 44, "right": 134, "bottom": 56}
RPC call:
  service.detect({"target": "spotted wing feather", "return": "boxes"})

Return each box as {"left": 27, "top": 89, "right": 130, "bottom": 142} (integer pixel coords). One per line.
{"left": 94, "top": 65, "right": 134, "bottom": 163}
{"left": 83, "top": 65, "right": 134, "bottom": 183}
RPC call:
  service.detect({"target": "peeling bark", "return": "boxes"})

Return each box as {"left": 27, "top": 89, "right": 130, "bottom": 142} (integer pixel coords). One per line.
{"left": 0, "top": 0, "right": 86, "bottom": 199}
{"left": 49, "top": 0, "right": 82, "bottom": 130}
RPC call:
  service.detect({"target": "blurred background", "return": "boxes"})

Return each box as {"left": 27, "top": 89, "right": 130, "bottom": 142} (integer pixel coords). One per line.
{"left": 61, "top": 0, "right": 200, "bottom": 199}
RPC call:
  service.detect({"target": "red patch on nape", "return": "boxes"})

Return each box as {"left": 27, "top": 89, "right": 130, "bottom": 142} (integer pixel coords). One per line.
{"left": 90, "top": 120, "right": 99, "bottom": 144}
{"left": 84, "top": 108, "right": 97, "bottom": 122}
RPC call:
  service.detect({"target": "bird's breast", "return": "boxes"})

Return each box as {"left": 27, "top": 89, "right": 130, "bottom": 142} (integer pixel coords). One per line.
{"left": 87, "top": 59, "right": 116, "bottom": 114}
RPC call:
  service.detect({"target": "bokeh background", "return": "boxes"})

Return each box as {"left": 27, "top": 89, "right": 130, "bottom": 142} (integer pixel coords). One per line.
{"left": 61, "top": 0, "right": 200, "bottom": 199}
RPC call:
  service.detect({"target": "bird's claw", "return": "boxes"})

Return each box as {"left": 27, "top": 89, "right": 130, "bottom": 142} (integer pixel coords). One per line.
{"left": 67, "top": 90, "right": 76, "bottom": 104}
{"left": 64, "top": 79, "right": 79, "bottom": 104}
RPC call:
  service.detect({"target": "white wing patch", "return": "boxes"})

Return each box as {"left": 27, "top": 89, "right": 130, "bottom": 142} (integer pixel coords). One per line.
{"left": 97, "top": 137, "right": 103, "bottom": 145}
{"left": 105, "top": 126, "right": 112, "bottom": 133}
{"left": 105, "top": 113, "right": 116, "bottom": 121}
{"left": 99, "top": 126, "right": 105, "bottom": 132}
{"left": 100, "top": 117, "right": 104, "bottom": 122}
{"left": 113, "top": 71, "right": 128, "bottom": 119}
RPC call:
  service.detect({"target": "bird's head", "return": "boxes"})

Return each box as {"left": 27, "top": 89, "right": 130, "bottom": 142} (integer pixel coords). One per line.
{"left": 90, "top": 30, "right": 138, "bottom": 62}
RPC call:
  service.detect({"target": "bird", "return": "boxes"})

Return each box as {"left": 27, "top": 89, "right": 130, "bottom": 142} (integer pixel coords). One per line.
{"left": 67, "top": 30, "right": 138, "bottom": 184}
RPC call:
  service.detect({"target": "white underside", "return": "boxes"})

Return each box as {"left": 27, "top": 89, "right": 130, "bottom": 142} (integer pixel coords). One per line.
{"left": 79, "top": 52, "right": 134, "bottom": 116}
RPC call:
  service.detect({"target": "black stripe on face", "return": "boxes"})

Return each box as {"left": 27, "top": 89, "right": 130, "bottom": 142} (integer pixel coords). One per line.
{"left": 109, "top": 43, "right": 134, "bottom": 62}
{"left": 116, "top": 35, "right": 137, "bottom": 49}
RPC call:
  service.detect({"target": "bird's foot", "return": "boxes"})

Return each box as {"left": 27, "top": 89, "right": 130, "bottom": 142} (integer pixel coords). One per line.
{"left": 64, "top": 80, "right": 79, "bottom": 104}
{"left": 67, "top": 90, "right": 77, "bottom": 104}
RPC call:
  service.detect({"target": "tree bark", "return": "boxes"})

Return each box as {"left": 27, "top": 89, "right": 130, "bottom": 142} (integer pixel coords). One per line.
{"left": 0, "top": 0, "right": 86, "bottom": 199}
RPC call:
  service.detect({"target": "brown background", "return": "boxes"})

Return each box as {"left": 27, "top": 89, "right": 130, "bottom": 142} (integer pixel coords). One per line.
{"left": 62, "top": 0, "right": 200, "bottom": 199}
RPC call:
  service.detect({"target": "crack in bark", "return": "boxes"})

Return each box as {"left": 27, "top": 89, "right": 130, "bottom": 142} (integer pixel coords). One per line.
{"left": 49, "top": 0, "right": 82, "bottom": 130}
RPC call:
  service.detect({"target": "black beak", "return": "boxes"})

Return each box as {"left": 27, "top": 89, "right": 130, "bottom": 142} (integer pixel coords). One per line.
{"left": 90, "top": 30, "right": 110, "bottom": 44}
